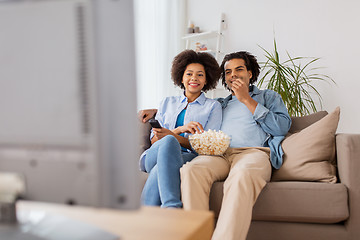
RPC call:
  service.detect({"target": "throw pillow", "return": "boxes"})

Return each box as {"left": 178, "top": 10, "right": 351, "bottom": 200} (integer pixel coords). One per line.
{"left": 271, "top": 107, "right": 340, "bottom": 183}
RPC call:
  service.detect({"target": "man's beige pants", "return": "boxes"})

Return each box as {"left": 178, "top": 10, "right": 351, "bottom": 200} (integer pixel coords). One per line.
{"left": 180, "top": 147, "right": 271, "bottom": 240}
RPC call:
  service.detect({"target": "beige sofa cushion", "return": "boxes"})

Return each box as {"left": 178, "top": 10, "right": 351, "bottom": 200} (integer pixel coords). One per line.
{"left": 271, "top": 107, "right": 340, "bottom": 183}
{"left": 209, "top": 181, "right": 348, "bottom": 223}
{"left": 252, "top": 182, "right": 349, "bottom": 223}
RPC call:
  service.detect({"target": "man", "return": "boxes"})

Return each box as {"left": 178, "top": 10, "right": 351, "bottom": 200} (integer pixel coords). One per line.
{"left": 140, "top": 51, "right": 291, "bottom": 240}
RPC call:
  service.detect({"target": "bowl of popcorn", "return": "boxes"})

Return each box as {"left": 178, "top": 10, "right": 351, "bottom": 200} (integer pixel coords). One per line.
{"left": 189, "top": 129, "right": 231, "bottom": 156}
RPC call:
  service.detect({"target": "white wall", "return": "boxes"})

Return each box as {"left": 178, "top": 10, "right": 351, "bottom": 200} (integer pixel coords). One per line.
{"left": 186, "top": 0, "right": 360, "bottom": 133}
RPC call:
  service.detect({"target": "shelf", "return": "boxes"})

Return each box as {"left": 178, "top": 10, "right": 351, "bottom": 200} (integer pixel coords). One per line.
{"left": 182, "top": 31, "right": 219, "bottom": 41}
{"left": 182, "top": 14, "right": 225, "bottom": 63}
{"left": 197, "top": 49, "right": 215, "bottom": 53}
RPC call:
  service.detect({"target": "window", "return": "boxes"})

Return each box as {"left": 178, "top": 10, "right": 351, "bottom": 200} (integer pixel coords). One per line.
{"left": 134, "top": 0, "right": 185, "bottom": 110}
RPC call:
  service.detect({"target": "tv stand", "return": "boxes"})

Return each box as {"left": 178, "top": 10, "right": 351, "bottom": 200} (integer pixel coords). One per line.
{"left": 10, "top": 201, "right": 214, "bottom": 240}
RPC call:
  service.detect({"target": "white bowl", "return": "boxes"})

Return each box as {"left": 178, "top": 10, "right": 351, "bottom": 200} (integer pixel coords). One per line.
{"left": 189, "top": 130, "right": 231, "bottom": 156}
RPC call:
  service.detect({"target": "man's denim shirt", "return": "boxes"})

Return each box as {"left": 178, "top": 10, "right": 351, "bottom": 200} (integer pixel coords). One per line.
{"left": 217, "top": 85, "right": 291, "bottom": 169}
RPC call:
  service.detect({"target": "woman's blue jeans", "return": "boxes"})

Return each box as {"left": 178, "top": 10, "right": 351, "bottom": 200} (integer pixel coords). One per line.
{"left": 141, "top": 135, "right": 197, "bottom": 208}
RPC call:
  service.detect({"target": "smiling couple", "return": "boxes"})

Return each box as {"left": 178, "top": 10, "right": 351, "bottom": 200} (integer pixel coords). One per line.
{"left": 139, "top": 50, "right": 291, "bottom": 240}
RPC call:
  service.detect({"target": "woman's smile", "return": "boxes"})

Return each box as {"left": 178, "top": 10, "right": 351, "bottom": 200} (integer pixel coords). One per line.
{"left": 189, "top": 82, "right": 200, "bottom": 87}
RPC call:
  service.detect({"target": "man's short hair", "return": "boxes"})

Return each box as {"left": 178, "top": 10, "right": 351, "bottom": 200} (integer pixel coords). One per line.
{"left": 220, "top": 51, "right": 260, "bottom": 90}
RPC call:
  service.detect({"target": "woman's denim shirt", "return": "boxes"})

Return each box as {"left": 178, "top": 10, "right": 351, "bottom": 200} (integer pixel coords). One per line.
{"left": 139, "top": 92, "right": 222, "bottom": 171}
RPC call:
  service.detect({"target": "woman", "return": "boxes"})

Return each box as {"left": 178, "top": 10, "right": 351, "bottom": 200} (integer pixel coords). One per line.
{"left": 140, "top": 50, "right": 222, "bottom": 208}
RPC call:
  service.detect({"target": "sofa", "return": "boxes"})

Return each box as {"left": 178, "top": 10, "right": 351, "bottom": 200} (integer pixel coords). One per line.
{"left": 139, "top": 110, "right": 360, "bottom": 240}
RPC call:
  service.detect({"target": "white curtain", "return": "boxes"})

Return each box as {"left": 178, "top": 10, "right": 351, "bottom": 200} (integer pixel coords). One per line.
{"left": 134, "top": 0, "right": 185, "bottom": 110}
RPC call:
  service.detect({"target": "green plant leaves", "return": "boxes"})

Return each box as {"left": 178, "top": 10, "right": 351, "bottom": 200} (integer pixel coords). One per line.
{"left": 257, "top": 38, "right": 335, "bottom": 117}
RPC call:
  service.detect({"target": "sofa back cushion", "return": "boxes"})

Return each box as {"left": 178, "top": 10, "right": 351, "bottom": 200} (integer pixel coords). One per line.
{"left": 271, "top": 107, "right": 340, "bottom": 183}
{"left": 288, "top": 111, "right": 328, "bottom": 134}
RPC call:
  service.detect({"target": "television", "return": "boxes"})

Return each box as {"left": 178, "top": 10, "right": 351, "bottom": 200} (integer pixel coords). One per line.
{"left": 0, "top": 0, "right": 141, "bottom": 210}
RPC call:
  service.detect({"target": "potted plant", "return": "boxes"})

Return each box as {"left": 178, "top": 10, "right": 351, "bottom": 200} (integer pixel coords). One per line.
{"left": 257, "top": 38, "right": 335, "bottom": 117}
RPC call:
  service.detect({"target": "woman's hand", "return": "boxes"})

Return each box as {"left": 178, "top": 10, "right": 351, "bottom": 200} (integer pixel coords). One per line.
{"left": 152, "top": 127, "right": 174, "bottom": 140}
{"left": 178, "top": 121, "right": 204, "bottom": 134}
{"left": 138, "top": 109, "right": 158, "bottom": 123}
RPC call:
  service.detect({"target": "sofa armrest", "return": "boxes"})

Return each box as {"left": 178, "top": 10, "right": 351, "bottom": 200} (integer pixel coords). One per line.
{"left": 139, "top": 121, "right": 152, "bottom": 153}
{"left": 336, "top": 133, "right": 360, "bottom": 238}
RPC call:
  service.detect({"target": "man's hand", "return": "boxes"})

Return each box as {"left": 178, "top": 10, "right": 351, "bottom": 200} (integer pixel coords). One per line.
{"left": 138, "top": 109, "right": 157, "bottom": 123}
{"left": 231, "top": 78, "right": 258, "bottom": 114}
{"left": 231, "top": 78, "right": 251, "bottom": 103}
